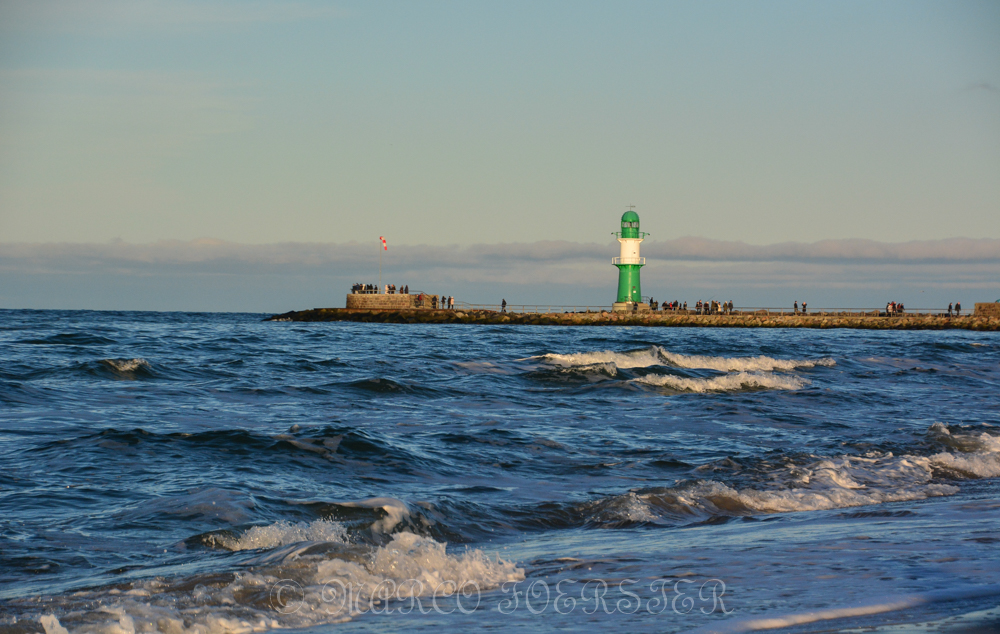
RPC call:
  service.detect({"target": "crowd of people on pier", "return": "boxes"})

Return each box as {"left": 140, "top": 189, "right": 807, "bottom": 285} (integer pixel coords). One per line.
{"left": 416, "top": 294, "right": 455, "bottom": 309}
{"left": 700, "top": 300, "right": 734, "bottom": 314}
{"left": 350, "top": 283, "right": 459, "bottom": 309}
{"left": 646, "top": 299, "right": 735, "bottom": 314}
{"left": 350, "top": 283, "right": 410, "bottom": 295}
{"left": 647, "top": 299, "right": 817, "bottom": 315}
{"left": 651, "top": 299, "right": 688, "bottom": 312}
{"left": 637, "top": 299, "right": 971, "bottom": 318}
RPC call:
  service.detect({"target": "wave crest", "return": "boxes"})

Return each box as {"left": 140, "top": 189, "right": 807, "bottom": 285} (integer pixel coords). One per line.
{"left": 660, "top": 348, "right": 834, "bottom": 372}
{"left": 32, "top": 529, "right": 522, "bottom": 634}
{"left": 99, "top": 358, "right": 152, "bottom": 377}
{"left": 636, "top": 372, "right": 807, "bottom": 392}
{"left": 535, "top": 346, "right": 834, "bottom": 373}
{"left": 221, "top": 519, "right": 348, "bottom": 551}
{"left": 578, "top": 424, "right": 1000, "bottom": 526}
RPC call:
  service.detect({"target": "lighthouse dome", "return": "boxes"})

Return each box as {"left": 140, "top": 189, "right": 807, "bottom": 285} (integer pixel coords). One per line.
{"left": 620, "top": 210, "right": 640, "bottom": 238}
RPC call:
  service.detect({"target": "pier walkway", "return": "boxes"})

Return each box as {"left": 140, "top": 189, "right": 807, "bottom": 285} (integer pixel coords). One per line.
{"left": 268, "top": 305, "right": 999, "bottom": 330}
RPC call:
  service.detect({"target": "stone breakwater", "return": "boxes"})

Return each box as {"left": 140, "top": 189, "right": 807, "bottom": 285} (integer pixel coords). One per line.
{"left": 267, "top": 309, "right": 1000, "bottom": 330}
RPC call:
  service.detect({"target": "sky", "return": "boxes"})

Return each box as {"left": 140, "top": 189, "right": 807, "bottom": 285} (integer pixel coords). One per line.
{"left": 0, "top": 1, "right": 998, "bottom": 310}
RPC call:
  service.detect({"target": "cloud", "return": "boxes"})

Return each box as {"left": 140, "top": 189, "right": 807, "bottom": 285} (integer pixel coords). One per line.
{"left": 643, "top": 237, "right": 1000, "bottom": 263}
{"left": 2, "top": 237, "right": 997, "bottom": 311}
{"left": 2, "top": 236, "right": 997, "bottom": 273}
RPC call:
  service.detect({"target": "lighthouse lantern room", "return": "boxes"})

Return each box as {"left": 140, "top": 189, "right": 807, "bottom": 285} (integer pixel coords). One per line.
{"left": 612, "top": 210, "right": 649, "bottom": 312}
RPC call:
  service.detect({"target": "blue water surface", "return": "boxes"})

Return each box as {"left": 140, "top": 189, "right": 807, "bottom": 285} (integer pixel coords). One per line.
{"left": 1, "top": 310, "right": 998, "bottom": 633}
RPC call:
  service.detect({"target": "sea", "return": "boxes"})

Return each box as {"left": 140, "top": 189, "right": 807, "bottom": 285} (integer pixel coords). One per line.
{"left": 2, "top": 309, "right": 999, "bottom": 634}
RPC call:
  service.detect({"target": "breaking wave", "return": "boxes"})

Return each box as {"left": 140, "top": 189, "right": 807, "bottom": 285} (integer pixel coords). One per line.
{"left": 33, "top": 523, "right": 523, "bottom": 634}
{"left": 337, "top": 497, "right": 413, "bottom": 533}
{"left": 527, "top": 346, "right": 831, "bottom": 392}
{"left": 575, "top": 424, "right": 1000, "bottom": 525}
{"left": 659, "top": 349, "right": 834, "bottom": 373}
{"left": 524, "top": 361, "right": 620, "bottom": 383}
{"left": 219, "top": 519, "right": 348, "bottom": 551}
{"left": 535, "top": 346, "right": 834, "bottom": 373}
{"left": 98, "top": 358, "right": 152, "bottom": 378}
{"left": 636, "top": 372, "right": 808, "bottom": 392}
{"left": 927, "top": 423, "right": 1000, "bottom": 478}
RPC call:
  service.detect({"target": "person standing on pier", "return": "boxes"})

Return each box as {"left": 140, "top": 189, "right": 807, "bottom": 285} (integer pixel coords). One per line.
{"left": 948, "top": 302, "right": 953, "bottom": 317}
{"left": 501, "top": 299, "right": 507, "bottom": 313}
{"left": 956, "top": 302, "right": 962, "bottom": 316}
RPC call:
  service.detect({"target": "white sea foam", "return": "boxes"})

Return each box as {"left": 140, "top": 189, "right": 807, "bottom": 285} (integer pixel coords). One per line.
{"left": 930, "top": 451, "right": 1000, "bottom": 478}
{"left": 545, "top": 361, "right": 619, "bottom": 379}
{"left": 536, "top": 347, "right": 664, "bottom": 369}
{"left": 709, "top": 458, "right": 958, "bottom": 515}
{"left": 221, "top": 519, "right": 348, "bottom": 551}
{"left": 218, "top": 498, "right": 411, "bottom": 552}
{"left": 320, "top": 531, "right": 523, "bottom": 598}
{"left": 593, "top": 426, "right": 1000, "bottom": 524}
{"left": 659, "top": 348, "right": 834, "bottom": 372}
{"left": 535, "top": 346, "right": 833, "bottom": 373}
{"left": 99, "top": 358, "right": 150, "bottom": 374}
{"left": 929, "top": 421, "right": 1000, "bottom": 453}
{"left": 40, "top": 615, "right": 69, "bottom": 634}
{"left": 636, "top": 372, "right": 808, "bottom": 392}
{"left": 584, "top": 492, "right": 662, "bottom": 525}
{"left": 926, "top": 423, "right": 1000, "bottom": 478}
{"left": 338, "top": 497, "right": 412, "bottom": 533}
{"left": 640, "top": 461, "right": 959, "bottom": 520}
{"left": 35, "top": 530, "right": 523, "bottom": 634}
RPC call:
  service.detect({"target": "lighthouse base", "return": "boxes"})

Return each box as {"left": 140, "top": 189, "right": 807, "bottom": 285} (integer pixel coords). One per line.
{"left": 612, "top": 302, "right": 651, "bottom": 313}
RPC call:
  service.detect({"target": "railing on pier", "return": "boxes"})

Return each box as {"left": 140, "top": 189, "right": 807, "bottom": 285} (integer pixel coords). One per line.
{"left": 729, "top": 307, "right": 962, "bottom": 316}
{"left": 455, "top": 302, "right": 613, "bottom": 314}
{"left": 450, "top": 303, "right": 967, "bottom": 316}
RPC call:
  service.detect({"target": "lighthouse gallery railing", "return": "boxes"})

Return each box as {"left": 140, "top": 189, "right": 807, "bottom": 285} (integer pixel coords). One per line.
{"left": 611, "top": 256, "right": 645, "bottom": 265}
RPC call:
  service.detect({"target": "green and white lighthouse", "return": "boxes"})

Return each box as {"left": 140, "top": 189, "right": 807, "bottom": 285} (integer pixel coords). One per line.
{"left": 612, "top": 210, "right": 649, "bottom": 311}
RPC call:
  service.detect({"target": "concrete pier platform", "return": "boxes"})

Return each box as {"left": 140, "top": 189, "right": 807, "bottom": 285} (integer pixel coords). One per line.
{"left": 345, "top": 293, "right": 437, "bottom": 309}
{"left": 267, "top": 308, "right": 999, "bottom": 330}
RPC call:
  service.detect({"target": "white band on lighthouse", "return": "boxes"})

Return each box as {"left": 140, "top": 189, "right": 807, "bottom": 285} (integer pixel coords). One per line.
{"left": 615, "top": 237, "right": 645, "bottom": 265}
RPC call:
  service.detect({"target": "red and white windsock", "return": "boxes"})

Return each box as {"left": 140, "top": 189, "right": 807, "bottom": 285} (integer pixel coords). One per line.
{"left": 380, "top": 236, "right": 387, "bottom": 251}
